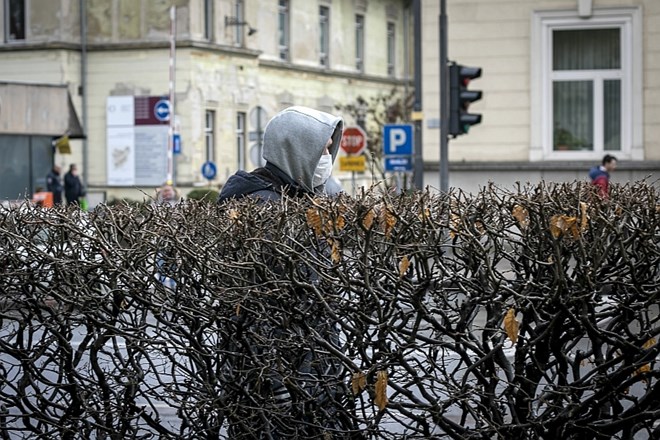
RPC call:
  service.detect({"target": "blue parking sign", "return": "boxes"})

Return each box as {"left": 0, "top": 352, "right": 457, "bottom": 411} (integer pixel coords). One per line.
{"left": 384, "top": 156, "right": 413, "bottom": 172}
{"left": 383, "top": 124, "right": 413, "bottom": 156}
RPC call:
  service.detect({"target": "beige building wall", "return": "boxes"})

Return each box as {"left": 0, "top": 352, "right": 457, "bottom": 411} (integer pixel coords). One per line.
{"left": 421, "top": 0, "right": 660, "bottom": 192}
{"left": 0, "top": 0, "right": 412, "bottom": 201}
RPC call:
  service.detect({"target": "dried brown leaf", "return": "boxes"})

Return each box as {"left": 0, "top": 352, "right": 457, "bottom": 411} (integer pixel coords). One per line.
{"left": 306, "top": 208, "right": 323, "bottom": 236}
{"left": 362, "top": 209, "right": 375, "bottom": 230}
{"left": 335, "top": 215, "right": 346, "bottom": 231}
{"left": 474, "top": 220, "right": 485, "bottom": 235}
{"left": 330, "top": 239, "right": 341, "bottom": 263}
{"left": 351, "top": 371, "right": 367, "bottom": 395}
{"left": 449, "top": 213, "right": 461, "bottom": 239}
{"left": 549, "top": 214, "right": 579, "bottom": 239}
{"left": 399, "top": 255, "right": 410, "bottom": 277}
{"left": 512, "top": 205, "right": 529, "bottom": 228}
{"left": 503, "top": 308, "right": 519, "bottom": 344}
{"left": 418, "top": 207, "right": 431, "bottom": 222}
{"left": 635, "top": 338, "right": 657, "bottom": 383}
{"left": 381, "top": 208, "right": 397, "bottom": 238}
{"left": 374, "top": 370, "right": 388, "bottom": 411}
{"left": 579, "top": 202, "right": 589, "bottom": 233}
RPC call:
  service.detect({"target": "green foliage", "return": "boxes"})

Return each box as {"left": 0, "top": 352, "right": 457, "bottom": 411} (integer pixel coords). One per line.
{"left": 186, "top": 187, "right": 220, "bottom": 202}
{"left": 105, "top": 197, "right": 147, "bottom": 207}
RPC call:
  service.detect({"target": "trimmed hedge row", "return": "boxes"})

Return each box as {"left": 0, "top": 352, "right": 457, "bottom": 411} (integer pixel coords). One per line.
{"left": 0, "top": 181, "right": 658, "bottom": 439}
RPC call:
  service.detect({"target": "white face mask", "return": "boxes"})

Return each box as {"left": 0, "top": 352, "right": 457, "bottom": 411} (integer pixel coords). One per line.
{"left": 313, "top": 153, "right": 333, "bottom": 188}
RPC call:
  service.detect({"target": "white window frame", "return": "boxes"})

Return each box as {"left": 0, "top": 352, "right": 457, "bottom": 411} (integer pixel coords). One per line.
{"left": 278, "top": 0, "right": 289, "bottom": 61}
{"left": 530, "top": 7, "right": 643, "bottom": 161}
{"left": 205, "top": 110, "right": 215, "bottom": 163}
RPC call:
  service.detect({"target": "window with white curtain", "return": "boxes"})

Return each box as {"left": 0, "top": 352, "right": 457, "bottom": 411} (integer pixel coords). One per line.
{"left": 319, "top": 6, "right": 330, "bottom": 67}
{"left": 203, "top": 0, "right": 213, "bottom": 41}
{"left": 205, "top": 110, "right": 215, "bottom": 163}
{"left": 234, "top": 0, "right": 244, "bottom": 47}
{"left": 355, "top": 14, "right": 364, "bottom": 72}
{"left": 552, "top": 28, "right": 620, "bottom": 152}
{"left": 387, "top": 22, "right": 395, "bottom": 77}
{"left": 236, "top": 112, "right": 246, "bottom": 170}
{"left": 530, "top": 8, "right": 643, "bottom": 161}
{"left": 278, "top": 0, "right": 289, "bottom": 61}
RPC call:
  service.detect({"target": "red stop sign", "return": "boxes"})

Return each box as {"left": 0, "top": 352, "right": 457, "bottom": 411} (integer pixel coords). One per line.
{"left": 340, "top": 126, "right": 367, "bottom": 155}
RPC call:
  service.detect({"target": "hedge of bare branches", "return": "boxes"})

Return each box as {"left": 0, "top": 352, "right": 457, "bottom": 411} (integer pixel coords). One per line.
{"left": 1, "top": 182, "right": 659, "bottom": 439}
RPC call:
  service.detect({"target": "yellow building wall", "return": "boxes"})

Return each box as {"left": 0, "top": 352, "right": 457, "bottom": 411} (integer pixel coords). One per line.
{"left": 422, "top": 0, "right": 660, "bottom": 163}
{"left": 1, "top": 0, "right": 413, "bottom": 201}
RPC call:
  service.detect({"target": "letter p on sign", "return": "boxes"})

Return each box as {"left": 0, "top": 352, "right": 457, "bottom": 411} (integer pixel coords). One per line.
{"left": 383, "top": 124, "right": 413, "bottom": 156}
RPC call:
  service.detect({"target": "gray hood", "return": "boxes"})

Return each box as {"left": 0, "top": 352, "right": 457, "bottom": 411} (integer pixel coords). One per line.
{"left": 262, "top": 106, "right": 343, "bottom": 193}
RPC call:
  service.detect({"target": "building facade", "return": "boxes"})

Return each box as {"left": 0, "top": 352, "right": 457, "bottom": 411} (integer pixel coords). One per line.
{"left": 0, "top": 0, "right": 412, "bottom": 202}
{"left": 421, "top": 0, "right": 660, "bottom": 192}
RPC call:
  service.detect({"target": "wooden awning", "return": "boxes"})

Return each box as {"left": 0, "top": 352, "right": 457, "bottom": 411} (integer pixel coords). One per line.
{"left": 0, "top": 82, "right": 85, "bottom": 138}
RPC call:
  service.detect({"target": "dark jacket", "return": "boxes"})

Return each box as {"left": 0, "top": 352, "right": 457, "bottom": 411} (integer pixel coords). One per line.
{"left": 217, "top": 165, "right": 306, "bottom": 203}
{"left": 46, "top": 169, "right": 63, "bottom": 205}
{"left": 64, "top": 171, "right": 84, "bottom": 204}
{"left": 216, "top": 106, "right": 348, "bottom": 437}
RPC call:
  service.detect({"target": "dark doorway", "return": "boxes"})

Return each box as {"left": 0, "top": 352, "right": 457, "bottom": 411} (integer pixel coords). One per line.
{"left": 0, "top": 135, "right": 53, "bottom": 201}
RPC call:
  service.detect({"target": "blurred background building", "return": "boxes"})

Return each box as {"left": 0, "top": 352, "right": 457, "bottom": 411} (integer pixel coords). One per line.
{"left": 421, "top": 0, "right": 659, "bottom": 190}
{"left": 0, "top": 0, "right": 412, "bottom": 203}
{"left": 1, "top": 0, "right": 658, "bottom": 203}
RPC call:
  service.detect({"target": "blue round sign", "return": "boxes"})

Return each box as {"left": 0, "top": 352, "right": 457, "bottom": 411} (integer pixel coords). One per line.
{"left": 154, "top": 99, "right": 171, "bottom": 122}
{"left": 201, "top": 161, "right": 217, "bottom": 180}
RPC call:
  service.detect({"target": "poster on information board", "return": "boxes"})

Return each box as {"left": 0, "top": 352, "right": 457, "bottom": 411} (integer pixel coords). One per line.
{"left": 106, "top": 96, "right": 170, "bottom": 186}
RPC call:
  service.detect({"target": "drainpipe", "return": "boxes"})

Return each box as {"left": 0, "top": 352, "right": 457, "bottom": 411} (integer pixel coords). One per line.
{"left": 80, "top": 0, "right": 88, "bottom": 188}
{"left": 403, "top": 1, "right": 410, "bottom": 99}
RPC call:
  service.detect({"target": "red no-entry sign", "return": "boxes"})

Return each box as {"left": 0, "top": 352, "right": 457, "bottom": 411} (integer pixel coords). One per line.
{"left": 340, "top": 126, "right": 367, "bottom": 155}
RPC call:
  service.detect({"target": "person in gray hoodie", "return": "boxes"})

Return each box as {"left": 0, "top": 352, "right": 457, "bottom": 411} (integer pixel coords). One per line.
{"left": 217, "top": 107, "right": 355, "bottom": 438}
{"left": 217, "top": 106, "right": 343, "bottom": 203}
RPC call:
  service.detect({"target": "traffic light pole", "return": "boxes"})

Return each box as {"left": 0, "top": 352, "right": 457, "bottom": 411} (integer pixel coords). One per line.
{"left": 439, "top": 0, "right": 449, "bottom": 193}
{"left": 412, "top": 0, "right": 424, "bottom": 190}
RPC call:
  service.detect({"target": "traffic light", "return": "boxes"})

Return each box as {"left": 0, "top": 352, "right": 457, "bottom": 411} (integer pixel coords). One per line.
{"left": 449, "top": 64, "right": 482, "bottom": 136}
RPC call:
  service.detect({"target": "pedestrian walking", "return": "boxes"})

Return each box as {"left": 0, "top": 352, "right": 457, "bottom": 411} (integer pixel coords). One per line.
{"left": 589, "top": 154, "right": 617, "bottom": 198}
{"left": 46, "top": 165, "right": 63, "bottom": 206}
{"left": 217, "top": 106, "right": 352, "bottom": 438}
{"left": 64, "top": 164, "right": 84, "bottom": 206}
{"left": 155, "top": 183, "right": 179, "bottom": 206}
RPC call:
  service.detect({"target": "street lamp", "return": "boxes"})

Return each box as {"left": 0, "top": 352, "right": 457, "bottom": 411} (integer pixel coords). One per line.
{"left": 224, "top": 16, "right": 257, "bottom": 36}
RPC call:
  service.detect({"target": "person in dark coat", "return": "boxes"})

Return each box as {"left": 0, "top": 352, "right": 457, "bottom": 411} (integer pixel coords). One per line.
{"left": 218, "top": 106, "right": 352, "bottom": 438}
{"left": 64, "top": 164, "right": 84, "bottom": 206}
{"left": 46, "top": 165, "right": 63, "bottom": 206}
